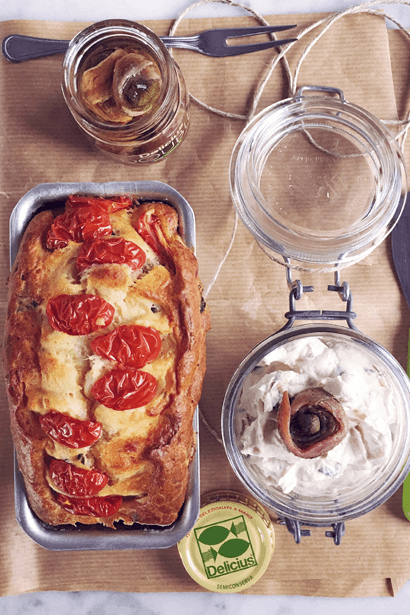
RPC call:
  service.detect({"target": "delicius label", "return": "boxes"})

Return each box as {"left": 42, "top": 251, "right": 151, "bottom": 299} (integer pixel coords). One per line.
{"left": 177, "top": 492, "right": 275, "bottom": 593}
{"left": 195, "top": 513, "right": 258, "bottom": 580}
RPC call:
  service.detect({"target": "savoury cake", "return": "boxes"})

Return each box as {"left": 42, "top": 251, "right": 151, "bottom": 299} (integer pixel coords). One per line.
{"left": 4, "top": 194, "right": 210, "bottom": 527}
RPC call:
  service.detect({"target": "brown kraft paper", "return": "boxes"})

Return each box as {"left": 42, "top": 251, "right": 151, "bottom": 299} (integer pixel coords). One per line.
{"left": 0, "top": 10, "right": 410, "bottom": 597}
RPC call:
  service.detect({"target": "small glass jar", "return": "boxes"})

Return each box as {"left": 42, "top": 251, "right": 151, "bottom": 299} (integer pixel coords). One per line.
{"left": 230, "top": 86, "right": 407, "bottom": 272}
{"left": 61, "top": 19, "right": 190, "bottom": 164}
{"left": 221, "top": 324, "right": 410, "bottom": 532}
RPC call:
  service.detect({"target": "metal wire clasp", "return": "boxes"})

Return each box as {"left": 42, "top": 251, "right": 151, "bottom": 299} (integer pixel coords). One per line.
{"left": 276, "top": 266, "right": 357, "bottom": 544}
{"left": 295, "top": 84, "right": 346, "bottom": 103}
{"left": 279, "top": 266, "right": 358, "bottom": 332}
{"left": 279, "top": 518, "right": 346, "bottom": 545}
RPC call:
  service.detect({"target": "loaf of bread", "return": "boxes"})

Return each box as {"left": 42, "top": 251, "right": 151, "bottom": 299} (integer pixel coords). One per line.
{"left": 4, "top": 194, "right": 210, "bottom": 527}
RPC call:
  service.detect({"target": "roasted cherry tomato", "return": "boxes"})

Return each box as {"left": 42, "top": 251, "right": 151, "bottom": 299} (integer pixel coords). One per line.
{"left": 46, "top": 294, "right": 115, "bottom": 336}
{"left": 136, "top": 210, "right": 175, "bottom": 273}
{"left": 56, "top": 492, "right": 123, "bottom": 517}
{"left": 46, "top": 205, "right": 112, "bottom": 250}
{"left": 66, "top": 195, "right": 133, "bottom": 214}
{"left": 76, "top": 237, "right": 146, "bottom": 272}
{"left": 49, "top": 459, "right": 108, "bottom": 496}
{"left": 91, "top": 367, "right": 157, "bottom": 410}
{"left": 90, "top": 325, "right": 161, "bottom": 368}
{"left": 40, "top": 411, "right": 102, "bottom": 449}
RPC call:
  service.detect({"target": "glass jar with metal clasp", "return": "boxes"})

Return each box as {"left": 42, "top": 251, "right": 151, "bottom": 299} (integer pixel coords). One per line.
{"left": 221, "top": 272, "right": 410, "bottom": 544}
{"left": 224, "top": 87, "right": 410, "bottom": 543}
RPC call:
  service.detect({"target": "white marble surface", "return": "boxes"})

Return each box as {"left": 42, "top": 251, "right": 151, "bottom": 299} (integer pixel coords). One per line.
{"left": 1, "top": 0, "right": 410, "bottom": 25}
{"left": 2, "top": 0, "right": 410, "bottom": 612}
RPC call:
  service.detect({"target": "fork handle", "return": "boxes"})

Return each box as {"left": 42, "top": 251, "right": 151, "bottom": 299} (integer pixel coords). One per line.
{"left": 2, "top": 34, "right": 70, "bottom": 62}
{"left": 160, "top": 35, "right": 199, "bottom": 51}
{"left": 2, "top": 33, "right": 198, "bottom": 62}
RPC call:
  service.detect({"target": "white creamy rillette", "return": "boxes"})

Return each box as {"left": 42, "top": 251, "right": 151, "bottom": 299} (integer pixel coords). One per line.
{"left": 238, "top": 336, "right": 398, "bottom": 497}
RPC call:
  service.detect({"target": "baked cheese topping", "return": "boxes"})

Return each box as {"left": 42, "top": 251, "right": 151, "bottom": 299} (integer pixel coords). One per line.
{"left": 5, "top": 195, "right": 210, "bottom": 526}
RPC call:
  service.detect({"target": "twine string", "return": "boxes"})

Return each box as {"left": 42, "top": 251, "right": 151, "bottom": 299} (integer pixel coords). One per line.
{"left": 169, "top": 0, "right": 410, "bottom": 441}
{"left": 169, "top": 0, "right": 410, "bottom": 290}
{"left": 168, "top": 0, "right": 293, "bottom": 120}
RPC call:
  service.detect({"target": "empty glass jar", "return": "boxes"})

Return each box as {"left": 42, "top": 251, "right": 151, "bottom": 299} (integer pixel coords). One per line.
{"left": 230, "top": 86, "right": 407, "bottom": 272}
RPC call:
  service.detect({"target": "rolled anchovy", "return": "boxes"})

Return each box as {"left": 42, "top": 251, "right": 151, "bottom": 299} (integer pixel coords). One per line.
{"left": 277, "top": 387, "right": 349, "bottom": 459}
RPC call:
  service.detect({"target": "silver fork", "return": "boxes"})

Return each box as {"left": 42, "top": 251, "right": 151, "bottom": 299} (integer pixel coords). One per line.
{"left": 2, "top": 25, "right": 297, "bottom": 62}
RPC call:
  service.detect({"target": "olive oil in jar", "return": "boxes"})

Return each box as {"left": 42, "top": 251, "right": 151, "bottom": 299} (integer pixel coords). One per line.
{"left": 62, "top": 20, "right": 190, "bottom": 164}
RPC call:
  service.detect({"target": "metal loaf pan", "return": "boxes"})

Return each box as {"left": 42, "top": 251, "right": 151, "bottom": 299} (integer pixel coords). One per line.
{"left": 9, "top": 181, "right": 200, "bottom": 551}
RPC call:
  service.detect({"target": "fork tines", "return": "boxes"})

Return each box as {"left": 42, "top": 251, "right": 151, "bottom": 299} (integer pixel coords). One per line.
{"left": 221, "top": 24, "right": 297, "bottom": 56}
{"left": 224, "top": 24, "right": 297, "bottom": 39}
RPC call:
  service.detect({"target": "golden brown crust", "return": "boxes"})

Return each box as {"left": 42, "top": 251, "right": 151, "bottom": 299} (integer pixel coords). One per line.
{"left": 4, "top": 198, "right": 210, "bottom": 527}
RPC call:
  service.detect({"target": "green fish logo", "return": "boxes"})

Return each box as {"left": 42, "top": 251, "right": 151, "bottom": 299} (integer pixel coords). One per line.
{"left": 218, "top": 538, "right": 249, "bottom": 558}
{"left": 198, "top": 525, "right": 230, "bottom": 546}
{"left": 194, "top": 514, "right": 258, "bottom": 580}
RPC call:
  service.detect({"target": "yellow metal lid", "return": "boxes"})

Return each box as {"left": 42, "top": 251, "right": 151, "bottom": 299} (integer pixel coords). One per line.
{"left": 177, "top": 490, "right": 275, "bottom": 593}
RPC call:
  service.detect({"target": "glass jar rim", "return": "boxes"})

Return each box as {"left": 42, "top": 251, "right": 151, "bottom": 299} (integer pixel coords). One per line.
{"left": 230, "top": 89, "right": 407, "bottom": 272}
{"left": 221, "top": 323, "right": 410, "bottom": 525}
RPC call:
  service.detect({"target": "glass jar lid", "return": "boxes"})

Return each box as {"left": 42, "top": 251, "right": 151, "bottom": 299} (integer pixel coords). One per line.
{"left": 177, "top": 490, "right": 275, "bottom": 593}
{"left": 230, "top": 86, "right": 407, "bottom": 272}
